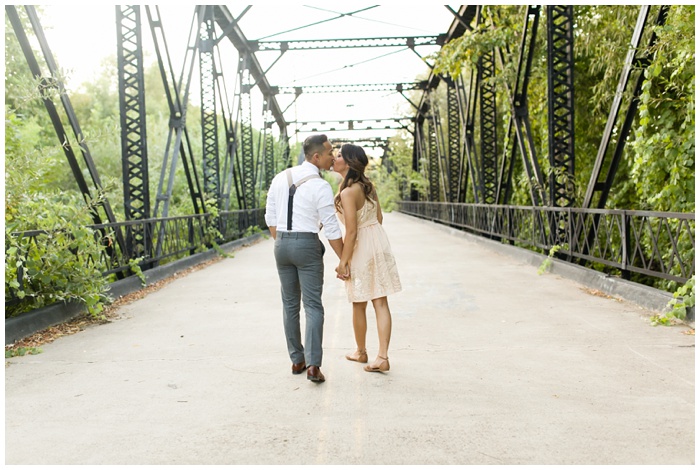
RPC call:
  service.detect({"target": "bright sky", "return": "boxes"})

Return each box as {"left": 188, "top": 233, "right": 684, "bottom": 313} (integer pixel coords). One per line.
{"left": 34, "top": 4, "right": 459, "bottom": 149}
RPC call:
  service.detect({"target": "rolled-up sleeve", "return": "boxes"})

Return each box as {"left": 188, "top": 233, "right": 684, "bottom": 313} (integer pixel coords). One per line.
{"left": 317, "top": 183, "right": 343, "bottom": 240}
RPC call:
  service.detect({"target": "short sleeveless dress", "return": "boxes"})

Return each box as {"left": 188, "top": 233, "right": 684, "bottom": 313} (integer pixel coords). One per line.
{"left": 338, "top": 198, "right": 402, "bottom": 303}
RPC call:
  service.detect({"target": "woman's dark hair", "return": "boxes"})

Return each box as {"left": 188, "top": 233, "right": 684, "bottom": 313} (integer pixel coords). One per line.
{"left": 334, "top": 143, "right": 375, "bottom": 213}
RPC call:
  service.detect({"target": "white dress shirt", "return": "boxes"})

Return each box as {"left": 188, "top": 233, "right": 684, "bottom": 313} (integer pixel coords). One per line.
{"left": 265, "top": 161, "right": 343, "bottom": 240}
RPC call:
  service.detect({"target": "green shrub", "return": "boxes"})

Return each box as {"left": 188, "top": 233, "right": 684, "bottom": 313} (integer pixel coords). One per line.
{"left": 5, "top": 111, "right": 111, "bottom": 318}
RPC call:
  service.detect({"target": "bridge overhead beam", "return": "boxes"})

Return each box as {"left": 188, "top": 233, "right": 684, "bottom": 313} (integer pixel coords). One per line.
{"left": 333, "top": 136, "right": 391, "bottom": 150}
{"left": 293, "top": 118, "right": 412, "bottom": 133}
{"left": 249, "top": 35, "right": 445, "bottom": 51}
{"left": 275, "top": 82, "right": 428, "bottom": 95}
{"left": 212, "top": 6, "right": 287, "bottom": 133}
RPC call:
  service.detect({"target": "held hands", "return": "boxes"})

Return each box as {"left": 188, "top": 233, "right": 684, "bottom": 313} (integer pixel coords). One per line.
{"left": 335, "top": 262, "right": 350, "bottom": 281}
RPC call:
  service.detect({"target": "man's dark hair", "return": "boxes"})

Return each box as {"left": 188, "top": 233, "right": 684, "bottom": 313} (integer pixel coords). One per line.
{"left": 303, "top": 134, "right": 328, "bottom": 160}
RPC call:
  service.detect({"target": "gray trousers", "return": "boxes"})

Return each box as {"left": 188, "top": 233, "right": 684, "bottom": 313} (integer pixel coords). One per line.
{"left": 274, "top": 232, "right": 326, "bottom": 367}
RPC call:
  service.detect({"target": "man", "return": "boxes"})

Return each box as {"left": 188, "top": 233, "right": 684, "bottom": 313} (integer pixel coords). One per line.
{"left": 264, "top": 134, "right": 344, "bottom": 383}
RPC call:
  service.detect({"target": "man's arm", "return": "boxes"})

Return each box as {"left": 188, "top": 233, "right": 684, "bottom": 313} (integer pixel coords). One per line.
{"left": 317, "top": 183, "right": 344, "bottom": 245}
{"left": 264, "top": 175, "right": 279, "bottom": 236}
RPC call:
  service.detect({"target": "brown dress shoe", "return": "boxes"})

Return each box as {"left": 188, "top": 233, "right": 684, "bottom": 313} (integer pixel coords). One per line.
{"left": 292, "top": 361, "right": 307, "bottom": 375}
{"left": 306, "top": 365, "right": 325, "bottom": 382}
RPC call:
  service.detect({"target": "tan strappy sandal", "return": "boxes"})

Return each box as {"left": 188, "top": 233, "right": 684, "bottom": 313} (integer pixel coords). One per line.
{"left": 345, "top": 349, "right": 368, "bottom": 363}
{"left": 364, "top": 356, "right": 390, "bottom": 372}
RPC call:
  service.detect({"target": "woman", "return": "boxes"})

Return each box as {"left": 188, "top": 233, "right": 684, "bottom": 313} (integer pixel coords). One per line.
{"left": 333, "top": 144, "right": 401, "bottom": 373}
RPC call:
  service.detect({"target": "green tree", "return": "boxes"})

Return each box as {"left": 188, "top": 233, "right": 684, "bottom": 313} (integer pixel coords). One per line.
{"left": 629, "top": 5, "right": 695, "bottom": 213}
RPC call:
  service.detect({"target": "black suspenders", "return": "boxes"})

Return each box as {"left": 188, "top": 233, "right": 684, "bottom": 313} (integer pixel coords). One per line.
{"left": 285, "top": 169, "right": 321, "bottom": 231}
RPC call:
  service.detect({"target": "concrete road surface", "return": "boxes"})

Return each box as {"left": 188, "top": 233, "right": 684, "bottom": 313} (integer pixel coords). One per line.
{"left": 5, "top": 212, "right": 694, "bottom": 465}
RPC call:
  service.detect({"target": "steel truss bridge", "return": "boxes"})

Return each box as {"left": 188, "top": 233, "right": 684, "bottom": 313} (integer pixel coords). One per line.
{"left": 5, "top": 5, "right": 694, "bottom": 312}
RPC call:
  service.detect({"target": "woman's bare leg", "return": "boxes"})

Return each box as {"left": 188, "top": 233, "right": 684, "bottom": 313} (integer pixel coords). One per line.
{"left": 369, "top": 296, "right": 392, "bottom": 366}
{"left": 346, "top": 301, "right": 368, "bottom": 360}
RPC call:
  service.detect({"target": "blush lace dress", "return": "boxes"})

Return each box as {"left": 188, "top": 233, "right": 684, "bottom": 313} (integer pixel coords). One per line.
{"left": 338, "top": 198, "right": 402, "bottom": 303}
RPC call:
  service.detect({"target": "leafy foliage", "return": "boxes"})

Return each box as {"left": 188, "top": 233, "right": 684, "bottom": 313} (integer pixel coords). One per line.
{"left": 658, "top": 275, "right": 696, "bottom": 325}
{"left": 385, "top": 132, "right": 428, "bottom": 202}
{"left": 5, "top": 110, "right": 112, "bottom": 318}
{"left": 427, "top": 5, "right": 694, "bottom": 214}
{"left": 5, "top": 346, "right": 42, "bottom": 358}
{"left": 537, "top": 244, "right": 563, "bottom": 275}
{"left": 629, "top": 6, "right": 695, "bottom": 213}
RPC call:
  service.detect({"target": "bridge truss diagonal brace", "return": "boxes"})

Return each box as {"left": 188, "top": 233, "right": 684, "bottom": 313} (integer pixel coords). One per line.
{"left": 494, "top": 6, "right": 546, "bottom": 207}
{"left": 582, "top": 5, "right": 669, "bottom": 210}
{"left": 147, "top": 5, "right": 205, "bottom": 224}
{"left": 7, "top": 5, "right": 127, "bottom": 262}
{"left": 455, "top": 67, "right": 481, "bottom": 204}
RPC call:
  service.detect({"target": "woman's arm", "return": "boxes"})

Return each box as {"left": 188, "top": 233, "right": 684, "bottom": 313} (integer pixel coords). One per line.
{"left": 371, "top": 187, "right": 383, "bottom": 225}
{"left": 336, "top": 186, "right": 359, "bottom": 278}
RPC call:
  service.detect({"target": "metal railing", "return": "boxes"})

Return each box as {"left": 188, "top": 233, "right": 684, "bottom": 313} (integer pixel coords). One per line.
{"left": 399, "top": 201, "right": 695, "bottom": 285}
{"left": 5, "top": 209, "right": 266, "bottom": 309}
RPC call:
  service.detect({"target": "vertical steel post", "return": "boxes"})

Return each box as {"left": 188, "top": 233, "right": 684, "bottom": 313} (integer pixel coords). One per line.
{"left": 547, "top": 5, "right": 575, "bottom": 208}
{"left": 116, "top": 5, "right": 151, "bottom": 260}
{"left": 478, "top": 50, "right": 498, "bottom": 204}
{"left": 239, "top": 54, "right": 256, "bottom": 209}
{"left": 411, "top": 119, "right": 421, "bottom": 201}
{"left": 427, "top": 99, "right": 441, "bottom": 201}
{"left": 428, "top": 92, "right": 449, "bottom": 202}
{"left": 263, "top": 121, "right": 275, "bottom": 190}
{"left": 198, "top": 6, "right": 220, "bottom": 208}
{"left": 445, "top": 76, "right": 461, "bottom": 202}
{"left": 239, "top": 53, "right": 256, "bottom": 210}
